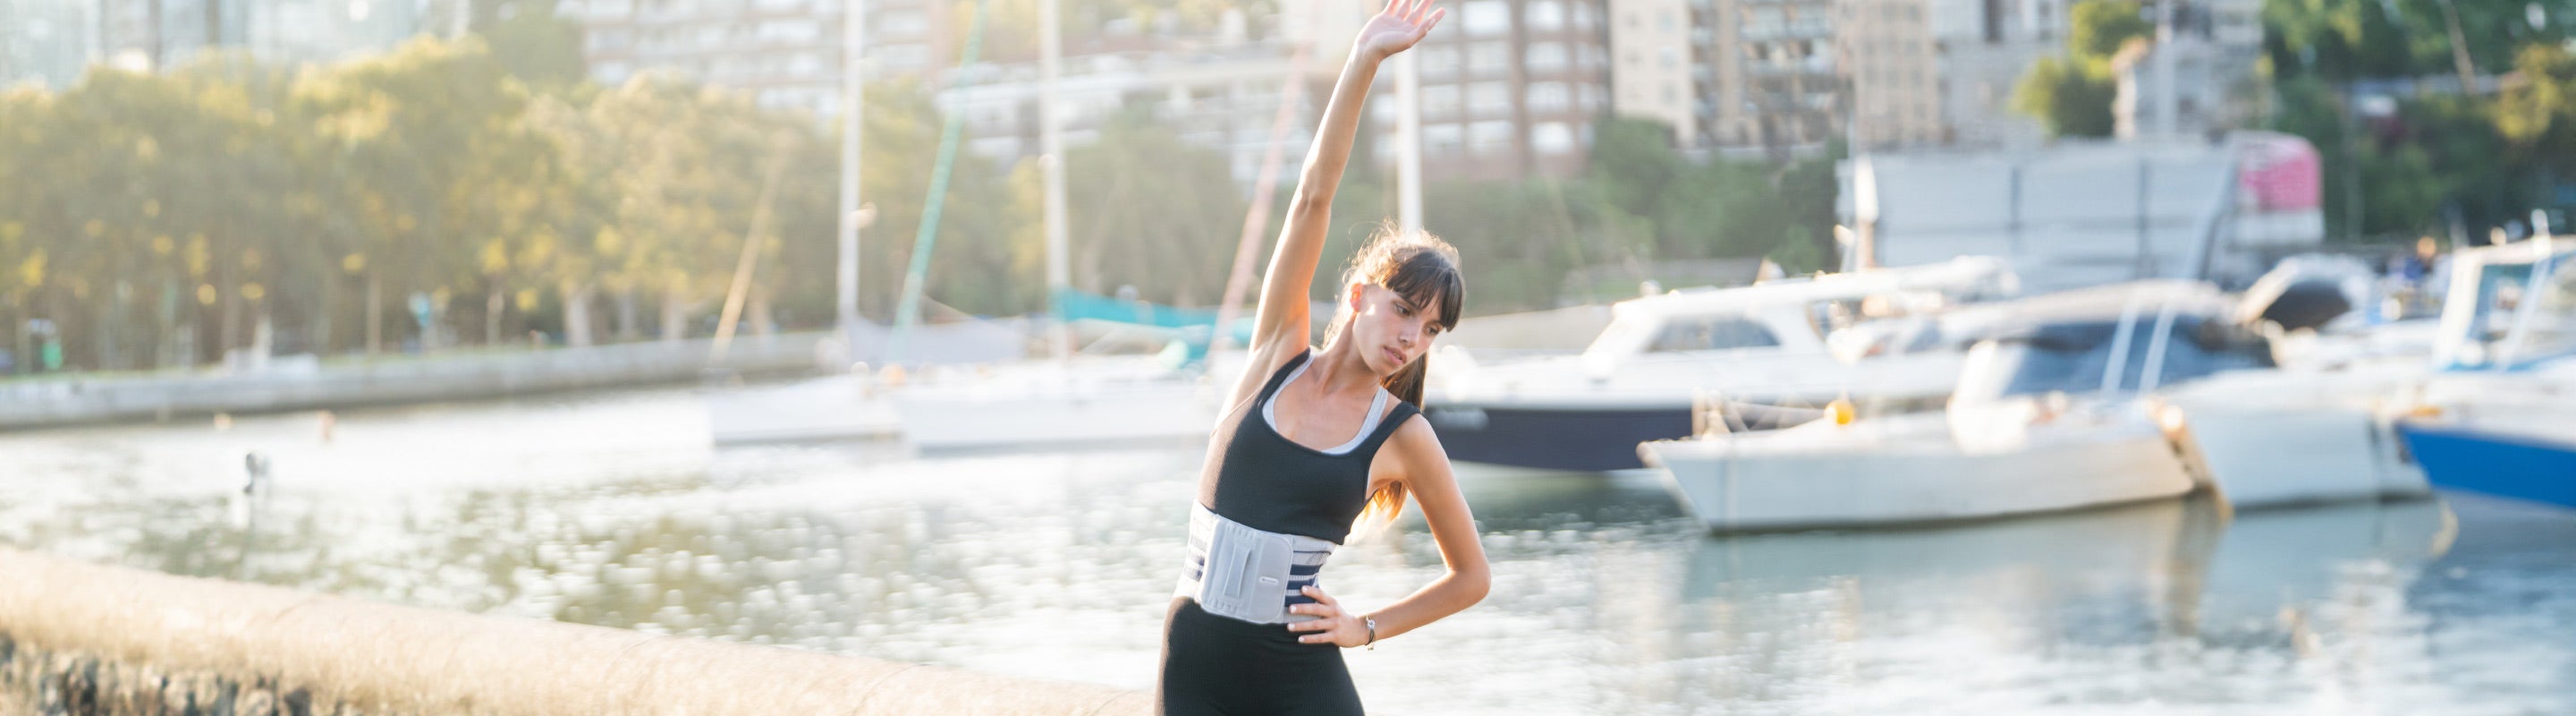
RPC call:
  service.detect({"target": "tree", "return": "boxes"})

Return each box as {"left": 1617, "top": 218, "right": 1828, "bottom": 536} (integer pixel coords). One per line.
{"left": 1053, "top": 107, "right": 1241, "bottom": 309}
{"left": 2011, "top": 55, "right": 2117, "bottom": 139}
{"left": 294, "top": 37, "right": 540, "bottom": 353}
{"left": 2496, "top": 43, "right": 2576, "bottom": 177}
{"left": 2068, "top": 0, "right": 2149, "bottom": 62}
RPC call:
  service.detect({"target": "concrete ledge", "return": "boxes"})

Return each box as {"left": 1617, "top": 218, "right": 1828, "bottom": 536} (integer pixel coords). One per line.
{"left": 0, "top": 548, "right": 1149, "bottom": 715}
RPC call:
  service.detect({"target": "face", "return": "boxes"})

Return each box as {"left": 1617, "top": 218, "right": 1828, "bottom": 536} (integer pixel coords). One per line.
{"left": 1346, "top": 283, "right": 1446, "bottom": 375}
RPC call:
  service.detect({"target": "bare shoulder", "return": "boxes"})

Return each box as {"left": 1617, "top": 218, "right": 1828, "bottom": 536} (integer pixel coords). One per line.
{"left": 1385, "top": 413, "right": 1453, "bottom": 482}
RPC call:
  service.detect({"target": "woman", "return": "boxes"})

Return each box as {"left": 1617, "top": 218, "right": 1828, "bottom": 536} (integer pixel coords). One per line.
{"left": 1157, "top": 0, "right": 1487, "bottom": 713}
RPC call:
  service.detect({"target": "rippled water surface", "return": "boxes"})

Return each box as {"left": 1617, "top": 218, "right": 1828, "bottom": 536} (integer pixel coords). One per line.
{"left": 5, "top": 387, "right": 2574, "bottom": 714}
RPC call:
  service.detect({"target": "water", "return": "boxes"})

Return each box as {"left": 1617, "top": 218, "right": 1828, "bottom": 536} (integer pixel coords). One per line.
{"left": 4, "top": 388, "right": 2574, "bottom": 714}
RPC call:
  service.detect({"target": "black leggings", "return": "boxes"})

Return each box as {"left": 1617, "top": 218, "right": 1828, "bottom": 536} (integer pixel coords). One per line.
{"left": 1157, "top": 597, "right": 1365, "bottom": 716}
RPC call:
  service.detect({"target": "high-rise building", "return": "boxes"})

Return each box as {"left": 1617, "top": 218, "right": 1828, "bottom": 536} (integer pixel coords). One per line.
{"left": 560, "top": 0, "right": 950, "bottom": 118}
{"left": 1609, "top": 0, "right": 1838, "bottom": 157}
{"left": 1837, "top": 0, "right": 1942, "bottom": 148}
{"left": 4, "top": 0, "right": 430, "bottom": 90}
{"left": 1381, "top": 0, "right": 1614, "bottom": 181}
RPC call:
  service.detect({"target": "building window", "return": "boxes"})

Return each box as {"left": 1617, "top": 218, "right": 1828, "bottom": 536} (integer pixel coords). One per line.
{"left": 878, "top": 10, "right": 927, "bottom": 36}
{"left": 596, "top": 61, "right": 631, "bottom": 83}
{"left": 1528, "top": 81, "right": 1569, "bottom": 113}
{"left": 1424, "top": 84, "right": 1462, "bottom": 117}
{"left": 1462, "top": 0, "right": 1509, "bottom": 36}
{"left": 1469, "top": 42, "right": 1508, "bottom": 73}
{"left": 881, "top": 43, "right": 929, "bottom": 69}
{"left": 1421, "top": 46, "right": 1462, "bottom": 75}
{"left": 1470, "top": 120, "right": 1513, "bottom": 153}
{"left": 1468, "top": 81, "right": 1510, "bottom": 115}
{"left": 1424, "top": 124, "right": 1464, "bottom": 156}
{"left": 1526, "top": 42, "right": 1567, "bottom": 72}
{"left": 1533, "top": 121, "right": 1574, "bottom": 155}
{"left": 1528, "top": 0, "right": 1564, "bottom": 30}
{"left": 590, "top": 0, "right": 633, "bottom": 18}
{"left": 1572, "top": 2, "right": 1595, "bottom": 30}
{"left": 759, "top": 19, "right": 819, "bottom": 43}
{"left": 1659, "top": 47, "right": 1677, "bottom": 69}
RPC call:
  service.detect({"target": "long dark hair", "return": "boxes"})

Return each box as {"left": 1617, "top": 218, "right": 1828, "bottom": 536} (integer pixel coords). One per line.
{"left": 1326, "top": 221, "right": 1462, "bottom": 535}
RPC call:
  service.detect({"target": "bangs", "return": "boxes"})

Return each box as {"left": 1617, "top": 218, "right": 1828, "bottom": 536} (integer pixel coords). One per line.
{"left": 1384, "top": 250, "right": 1464, "bottom": 331}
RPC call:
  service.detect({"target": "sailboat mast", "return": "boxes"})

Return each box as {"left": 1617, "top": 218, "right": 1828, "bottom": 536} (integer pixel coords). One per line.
{"left": 837, "top": 0, "right": 867, "bottom": 359}
{"left": 1041, "top": 0, "right": 1071, "bottom": 362}
{"left": 1393, "top": 50, "right": 1423, "bottom": 234}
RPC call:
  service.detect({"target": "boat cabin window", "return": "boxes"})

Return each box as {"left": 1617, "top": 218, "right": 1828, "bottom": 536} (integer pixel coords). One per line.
{"left": 2523, "top": 265, "right": 2576, "bottom": 363}
{"left": 1994, "top": 318, "right": 2272, "bottom": 396}
{"left": 1648, "top": 317, "right": 1780, "bottom": 353}
{"left": 2458, "top": 259, "right": 2576, "bottom": 368}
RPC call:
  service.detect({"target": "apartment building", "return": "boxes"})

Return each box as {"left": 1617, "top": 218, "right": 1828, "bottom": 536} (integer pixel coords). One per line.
{"left": 1384, "top": 0, "right": 1614, "bottom": 181}
{"left": 1609, "top": 0, "right": 1838, "bottom": 156}
{"left": 561, "top": 0, "right": 950, "bottom": 117}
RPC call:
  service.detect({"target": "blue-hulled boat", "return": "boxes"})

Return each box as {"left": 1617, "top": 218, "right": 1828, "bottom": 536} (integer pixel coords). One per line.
{"left": 2394, "top": 235, "right": 2576, "bottom": 508}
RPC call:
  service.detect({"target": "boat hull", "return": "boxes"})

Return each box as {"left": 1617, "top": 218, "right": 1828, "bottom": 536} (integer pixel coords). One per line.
{"left": 704, "top": 374, "right": 900, "bottom": 444}
{"left": 2166, "top": 404, "right": 2428, "bottom": 508}
{"left": 1642, "top": 418, "right": 2196, "bottom": 533}
{"left": 1423, "top": 403, "right": 1691, "bottom": 472}
{"left": 2399, "top": 422, "right": 2576, "bottom": 509}
{"left": 894, "top": 383, "right": 1216, "bottom": 451}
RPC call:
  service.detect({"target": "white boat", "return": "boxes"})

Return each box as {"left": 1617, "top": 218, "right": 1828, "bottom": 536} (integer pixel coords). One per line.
{"left": 1423, "top": 257, "right": 2020, "bottom": 472}
{"left": 704, "top": 371, "right": 901, "bottom": 444}
{"left": 2395, "top": 235, "right": 2576, "bottom": 508}
{"left": 2156, "top": 364, "right": 2429, "bottom": 510}
{"left": 1641, "top": 281, "right": 2266, "bottom": 533}
{"left": 891, "top": 354, "right": 1228, "bottom": 452}
{"left": 699, "top": 320, "right": 1024, "bottom": 445}
{"left": 2139, "top": 257, "right": 2436, "bottom": 509}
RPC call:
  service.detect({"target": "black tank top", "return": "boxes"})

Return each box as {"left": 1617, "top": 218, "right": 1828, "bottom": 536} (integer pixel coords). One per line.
{"left": 1197, "top": 350, "right": 1420, "bottom": 544}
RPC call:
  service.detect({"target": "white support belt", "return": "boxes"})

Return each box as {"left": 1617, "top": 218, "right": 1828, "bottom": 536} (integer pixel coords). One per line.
{"left": 1174, "top": 504, "right": 1336, "bottom": 625}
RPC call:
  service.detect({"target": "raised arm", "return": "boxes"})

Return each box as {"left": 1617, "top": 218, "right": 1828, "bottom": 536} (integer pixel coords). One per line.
{"left": 1234, "top": 0, "right": 1445, "bottom": 397}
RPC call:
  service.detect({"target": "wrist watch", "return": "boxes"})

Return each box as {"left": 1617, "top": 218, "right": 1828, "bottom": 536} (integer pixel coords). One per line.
{"left": 1362, "top": 615, "right": 1378, "bottom": 650}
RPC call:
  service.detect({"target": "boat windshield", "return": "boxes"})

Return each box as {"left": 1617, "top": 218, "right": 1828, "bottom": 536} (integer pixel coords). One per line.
{"left": 1647, "top": 317, "right": 1780, "bottom": 353}
{"left": 1991, "top": 318, "right": 2273, "bottom": 396}
{"left": 2516, "top": 260, "right": 2576, "bottom": 365}
{"left": 2470, "top": 255, "right": 2576, "bottom": 369}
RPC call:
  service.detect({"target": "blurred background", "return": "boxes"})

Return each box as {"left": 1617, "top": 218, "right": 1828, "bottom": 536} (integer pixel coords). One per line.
{"left": 0, "top": 0, "right": 2559, "bottom": 369}
{"left": 6, "top": 0, "right": 2576, "bottom": 713}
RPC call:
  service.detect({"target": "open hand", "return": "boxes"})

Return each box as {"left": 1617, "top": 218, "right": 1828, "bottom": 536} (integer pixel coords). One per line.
{"left": 1355, "top": 0, "right": 1446, "bottom": 62}
{"left": 1284, "top": 584, "right": 1370, "bottom": 647}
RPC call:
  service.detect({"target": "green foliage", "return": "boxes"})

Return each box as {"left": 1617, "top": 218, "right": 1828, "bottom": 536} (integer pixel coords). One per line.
{"left": 2008, "top": 0, "right": 2142, "bottom": 140}
{"left": 2069, "top": 1, "right": 2150, "bottom": 62}
{"left": 2260, "top": 4, "right": 2574, "bottom": 242}
{"left": 0, "top": 40, "right": 1845, "bottom": 372}
{"left": 2011, "top": 56, "right": 2117, "bottom": 139}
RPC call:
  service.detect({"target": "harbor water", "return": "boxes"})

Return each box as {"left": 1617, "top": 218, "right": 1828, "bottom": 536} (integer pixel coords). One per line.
{"left": 4, "top": 387, "right": 2573, "bottom": 714}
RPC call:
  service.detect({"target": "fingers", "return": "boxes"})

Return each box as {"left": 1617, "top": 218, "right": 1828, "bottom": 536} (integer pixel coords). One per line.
{"left": 1301, "top": 584, "right": 1340, "bottom": 607}
{"left": 1407, "top": 0, "right": 1437, "bottom": 26}
{"left": 1416, "top": 7, "right": 1446, "bottom": 33}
